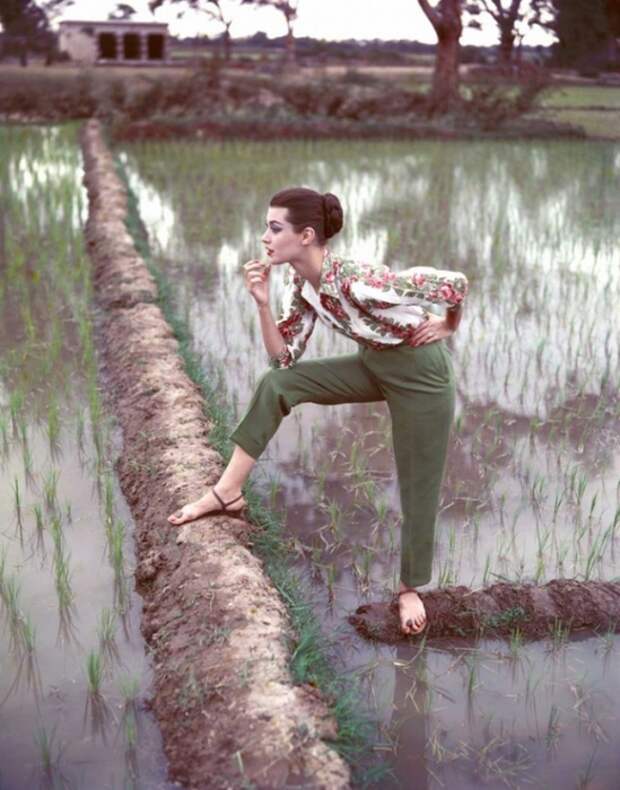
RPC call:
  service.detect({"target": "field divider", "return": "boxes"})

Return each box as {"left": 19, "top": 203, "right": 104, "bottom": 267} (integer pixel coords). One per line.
{"left": 80, "top": 118, "right": 354, "bottom": 789}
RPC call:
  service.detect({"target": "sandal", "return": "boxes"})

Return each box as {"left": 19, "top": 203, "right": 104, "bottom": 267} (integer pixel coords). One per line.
{"left": 396, "top": 588, "right": 427, "bottom": 635}
{"left": 210, "top": 487, "right": 248, "bottom": 519}
{"left": 169, "top": 487, "right": 248, "bottom": 525}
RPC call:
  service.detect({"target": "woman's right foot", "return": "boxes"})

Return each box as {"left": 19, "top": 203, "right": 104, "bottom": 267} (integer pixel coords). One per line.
{"left": 167, "top": 486, "right": 246, "bottom": 526}
{"left": 398, "top": 585, "right": 427, "bottom": 635}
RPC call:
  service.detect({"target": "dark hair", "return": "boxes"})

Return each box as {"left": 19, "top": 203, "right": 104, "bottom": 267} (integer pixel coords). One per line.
{"left": 269, "top": 187, "right": 343, "bottom": 245}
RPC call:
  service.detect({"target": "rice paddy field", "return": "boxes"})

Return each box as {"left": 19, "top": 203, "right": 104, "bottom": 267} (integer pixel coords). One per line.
{"left": 119, "top": 136, "right": 620, "bottom": 788}
{"left": 0, "top": 125, "right": 171, "bottom": 789}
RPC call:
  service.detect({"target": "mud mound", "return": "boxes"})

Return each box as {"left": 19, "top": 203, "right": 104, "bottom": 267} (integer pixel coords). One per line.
{"left": 349, "top": 579, "right": 620, "bottom": 643}
{"left": 81, "top": 119, "right": 350, "bottom": 790}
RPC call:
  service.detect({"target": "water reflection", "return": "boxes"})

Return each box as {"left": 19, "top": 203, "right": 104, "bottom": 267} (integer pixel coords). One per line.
{"left": 0, "top": 125, "right": 171, "bottom": 790}
{"left": 124, "top": 137, "right": 620, "bottom": 787}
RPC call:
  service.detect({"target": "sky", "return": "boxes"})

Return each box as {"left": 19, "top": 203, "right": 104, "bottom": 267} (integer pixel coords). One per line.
{"left": 55, "top": 0, "right": 556, "bottom": 47}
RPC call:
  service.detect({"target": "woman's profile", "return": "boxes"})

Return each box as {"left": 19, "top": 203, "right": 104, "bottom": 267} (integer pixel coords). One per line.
{"left": 168, "top": 186, "right": 468, "bottom": 636}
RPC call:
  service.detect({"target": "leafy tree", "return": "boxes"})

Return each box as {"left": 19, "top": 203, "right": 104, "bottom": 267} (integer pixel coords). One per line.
{"left": 0, "top": 0, "right": 72, "bottom": 65}
{"left": 110, "top": 3, "right": 138, "bottom": 19}
{"left": 241, "top": 0, "right": 299, "bottom": 65}
{"left": 533, "top": 0, "right": 618, "bottom": 69}
{"left": 149, "top": 0, "right": 238, "bottom": 60}
{"left": 467, "top": 0, "right": 539, "bottom": 65}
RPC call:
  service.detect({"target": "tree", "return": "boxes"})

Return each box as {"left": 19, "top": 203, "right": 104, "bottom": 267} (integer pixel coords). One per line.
{"left": 149, "top": 0, "right": 237, "bottom": 60}
{"left": 241, "top": 0, "right": 299, "bottom": 65}
{"left": 417, "top": 0, "right": 464, "bottom": 110}
{"left": 110, "top": 3, "right": 138, "bottom": 19}
{"left": 533, "top": 0, "right": 618, "bottom": 70}
{"left": 467, "top": 0, "right": 533, "bottom": 65}
{"left": 0, "top": 0, "right": 70, "bottom": 65}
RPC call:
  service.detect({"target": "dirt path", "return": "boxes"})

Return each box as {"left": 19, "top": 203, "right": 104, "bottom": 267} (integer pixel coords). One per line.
{"left": 80, "top": 118, "right": 350, "bottom": 790}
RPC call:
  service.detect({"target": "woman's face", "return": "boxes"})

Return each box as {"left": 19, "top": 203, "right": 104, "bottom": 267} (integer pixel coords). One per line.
{"left": 261, "top": 206, "right": 309, "bottom": 265}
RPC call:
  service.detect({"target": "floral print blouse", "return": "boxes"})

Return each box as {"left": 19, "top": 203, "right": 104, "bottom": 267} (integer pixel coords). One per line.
{"left": 269, "top": 251, "right": 468, "bottom": 369}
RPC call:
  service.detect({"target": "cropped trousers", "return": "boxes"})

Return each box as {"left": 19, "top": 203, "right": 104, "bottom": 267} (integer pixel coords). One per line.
{"left": 229, "top": 340, "right": 456, "bottom": 588}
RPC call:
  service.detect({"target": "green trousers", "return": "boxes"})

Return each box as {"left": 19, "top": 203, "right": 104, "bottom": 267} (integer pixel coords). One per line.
{"left": 230, "top": 340, "right": 455, "bottom": 587}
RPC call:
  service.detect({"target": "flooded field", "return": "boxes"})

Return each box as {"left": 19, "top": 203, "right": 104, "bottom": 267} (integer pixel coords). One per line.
{"left": 0, "top": 126, "right": 170, "bottom": 789}
{"left": 121, "top": 137, "right": 620, "bottom": 788}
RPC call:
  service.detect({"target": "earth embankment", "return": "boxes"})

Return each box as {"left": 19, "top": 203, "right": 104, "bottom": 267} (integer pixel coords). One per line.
{"left": 80, "top": 118, "right": 351, "bottom": 790}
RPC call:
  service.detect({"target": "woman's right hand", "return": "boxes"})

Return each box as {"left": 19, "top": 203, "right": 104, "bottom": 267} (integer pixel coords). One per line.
{"left": 243, "top": 259, "right": 271, "bottom": 307}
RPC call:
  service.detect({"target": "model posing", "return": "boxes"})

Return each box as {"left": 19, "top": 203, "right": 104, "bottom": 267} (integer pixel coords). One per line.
{"left": 168, "top": 187, "right": 468, "bottom": 636}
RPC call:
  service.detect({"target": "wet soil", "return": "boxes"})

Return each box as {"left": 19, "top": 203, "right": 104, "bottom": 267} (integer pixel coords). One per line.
{"left": 351, "top": 579, "right": 620, "bottom": 644}
{"left": 80, "top": 119, "right": 350, "bottom": 790}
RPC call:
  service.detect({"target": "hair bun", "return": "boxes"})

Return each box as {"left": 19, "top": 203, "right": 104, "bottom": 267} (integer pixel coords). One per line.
{"left": 322, "top": 192, "right": 343, "bottom": 240}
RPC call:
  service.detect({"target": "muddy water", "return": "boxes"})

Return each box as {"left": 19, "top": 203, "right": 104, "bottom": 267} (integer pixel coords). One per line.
{"left": 0, "top": 126, "right": 171, "bottom": 789}
{"left": 122, "top": 138, "right": 620, "bottom": 787}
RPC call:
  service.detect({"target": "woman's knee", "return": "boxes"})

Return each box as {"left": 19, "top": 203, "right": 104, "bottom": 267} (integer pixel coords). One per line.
{"left": 256, "top": 368, "right": 298, "bottom": 410}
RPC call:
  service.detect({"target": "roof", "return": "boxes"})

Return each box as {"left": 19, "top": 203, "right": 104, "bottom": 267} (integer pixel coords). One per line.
{"left": 59, "top": 19, "right": 168, "bottom": 29}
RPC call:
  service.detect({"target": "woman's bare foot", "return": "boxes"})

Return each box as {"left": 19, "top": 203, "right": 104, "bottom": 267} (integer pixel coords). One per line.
{"left": 167, "top": 486, "right": 246, "bottom": 526}
{"left": 398, "top": 583, "right": 427, "bottom": 635}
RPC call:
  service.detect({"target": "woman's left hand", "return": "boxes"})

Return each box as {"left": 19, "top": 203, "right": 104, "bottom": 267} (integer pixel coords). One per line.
{"left": 407, "top": 313, "right": 453, "bottom": 347}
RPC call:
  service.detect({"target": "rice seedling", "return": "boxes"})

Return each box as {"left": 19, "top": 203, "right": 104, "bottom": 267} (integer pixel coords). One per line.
{"left": 0, "top": 406, "right": 9, "bottom": 448}
{"left": 123, "top": 703, "right": 138, "bottom": 749}
{"left": 109, "top": 518, "right": 125, "bottom": 574}
{"left": 33, "top": 502, "right": 45, "bottom": 535}
{"left": 47, "top": 395, "right": 61, "bottom": 453}
{"left": 86, "top": 649, "right": 105, "bottom": 697}
{"left": 75, "top": 405, "right": 86, "bottom": 452}
{"left": 42, "top": 467, "right": 59, "bottom": 512}
{"left": 34, "top": 723, "right": 64, "bottom": 779}
{"left": 549, "top": 618, "right": 570, "bottom": 651}
{"left": 16, "top": 601, "right": 36, "bottom": 648}
{"left": 102, "top": 472, "right": 115, "bottom": 529}
{"left": 13, "top": 476, "right": 23, "bottom": 534}
{"left": 9, "top": 388, "right": 24, "bottom": 433}
{"left": 95, "top": 607, "right": 120, "bottom": 668}
{"left": 0, "top": 544, "right": 6, "bottom": 597}
{"left": 321, "top": 498, "right": 343, "bottom": 541}
{"left": 508, "top": 627, "right": 524, "bottom": 661}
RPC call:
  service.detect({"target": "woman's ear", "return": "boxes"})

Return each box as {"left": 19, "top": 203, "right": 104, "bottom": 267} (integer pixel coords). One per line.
{"left": 301, "top": 226, "right": 316, "bottom": 246}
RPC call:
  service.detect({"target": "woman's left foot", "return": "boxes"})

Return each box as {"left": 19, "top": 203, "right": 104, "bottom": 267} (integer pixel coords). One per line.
{"left": 397, "top": 585, "right": 427, "bottom": 635}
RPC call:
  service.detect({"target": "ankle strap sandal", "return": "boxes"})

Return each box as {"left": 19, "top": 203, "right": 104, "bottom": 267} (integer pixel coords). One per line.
{"left": 212, "top": 487, "right": 246, "bottom": 516}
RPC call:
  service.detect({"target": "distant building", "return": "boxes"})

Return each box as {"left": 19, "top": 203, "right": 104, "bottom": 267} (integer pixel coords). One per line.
{"left": 58, "top": 20, "right": 169, "bottom": 65}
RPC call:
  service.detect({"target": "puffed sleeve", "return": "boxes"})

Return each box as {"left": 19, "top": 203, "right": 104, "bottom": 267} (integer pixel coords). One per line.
{"left": 269, "top": 274, "right": 317, "bottom": 369}
{"left": 345, "top": 260, "right": 468, "bottom": 310}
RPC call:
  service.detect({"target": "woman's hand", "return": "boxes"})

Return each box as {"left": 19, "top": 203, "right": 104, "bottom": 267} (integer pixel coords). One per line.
{"left": 408, "top": 312, "right": 454, "bottom": 347}
{"left": 243, "top": 259, "right": 271, "bottom": 307}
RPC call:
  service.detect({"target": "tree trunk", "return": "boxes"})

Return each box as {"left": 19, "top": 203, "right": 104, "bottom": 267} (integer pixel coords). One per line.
{"left": 418, "top": 0, "right": 463, "bottom": 111}
{"left": 285, "top": 18, "right": 296, "bottom": 65}
{"left": 498, "top": 26, "right": 515, "bottom": 65}
{"left": 432, "top": 26, "right": 461, "bottom": 109}
{"left": 223, "top": 25, "right": 231, "bottom": 61}
{"left": 349, "top": 578, "right": 620, "bottom": 643}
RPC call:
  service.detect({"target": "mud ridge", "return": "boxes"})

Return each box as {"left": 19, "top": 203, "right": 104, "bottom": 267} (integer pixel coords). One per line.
{"left": 350, "top": 579, "right": 620, "bottom": 644}
{"left": 80, "top": 118, "right": 350, "bottom": 790}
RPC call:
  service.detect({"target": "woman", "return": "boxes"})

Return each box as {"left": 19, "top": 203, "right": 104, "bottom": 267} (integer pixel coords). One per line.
{"left": 168, "top": 187, "right": 468, "bottom": 636}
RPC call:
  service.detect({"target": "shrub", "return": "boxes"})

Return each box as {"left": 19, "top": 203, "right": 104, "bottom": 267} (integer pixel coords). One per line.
{"left": 458, "top": 65, "right": 551, "bottom": 129}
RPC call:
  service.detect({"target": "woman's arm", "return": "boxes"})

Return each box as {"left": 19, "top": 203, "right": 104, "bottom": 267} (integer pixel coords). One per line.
{"left": 243, "top": 260, "right": 317, "bottom": 369}
{"left": 266, "top": 279, "right": 317, "bottom": 369}
{"left": 343, "top": 261, "right": 468, "bottom": 310}
{"left": 388, "top": 266, "right": 468, "bottom": 308}
{"left": 256, "top": 303, "right": 291, "bottom": 361}
{"left": 446, "top": 303, "right": 463, "bottom": 332}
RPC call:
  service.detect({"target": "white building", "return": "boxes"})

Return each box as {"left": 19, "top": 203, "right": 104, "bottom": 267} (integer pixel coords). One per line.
{"left": 58, "top": 20, "right": 169, "bottom": 65}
